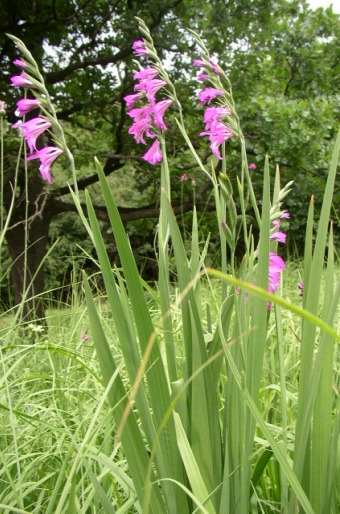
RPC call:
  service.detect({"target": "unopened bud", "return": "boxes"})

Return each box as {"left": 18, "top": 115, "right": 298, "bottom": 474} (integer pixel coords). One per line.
{"left": 0, "top": 100, "right": 6, "bottom": 116}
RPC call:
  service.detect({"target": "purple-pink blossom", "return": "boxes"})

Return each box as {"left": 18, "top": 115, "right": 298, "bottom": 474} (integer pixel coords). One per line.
{"left": 270, "top": 231, "right": 287, "bottom": 243}
{"left": 203, "top": 106, "right": 232, "bottom": 126}
{"left": 249, "top": 163, "right": 257, "bottom": 170}
{"left": 124, "top": 92, "right": 144, "bottom": 110}
{"left": 281, "top": 210, "right": 290, "bottom": 219}
{"left": 13, "top": 117, "right": 52, "bottom": 154}
{"left": 193, "top": 58, "right": 206, "bottom": 68}
{"left": 125, "top": 40, "right": 171, "bottom": 165}
{"left": 142, "top": 140, "right": 162, "bottom": 165}
{"left": 198, "top": 87, "right": 224, "bottom": 106}
{"left": 153, "top": 99, "right": 172, "bottom": 130}
{"left": 13, "top": 58, "right": 26, "bottom": 68}
{"left": 135, "top": 78, "right": 167, "bottom": 105}
{"left": 197, "top": 73, "right": 209, "bottom": 82}
{"left": 11, "top": 72, "right": 34, "bottom": 88}
{"left": 133, "top": 67, "right": 159, "bottom": 81}
{"left": 268, "top": 252, "right": 285, "bottom": 293}
{"left": 132, "top": 39, "right": 148, "bottom": 56}
{"left": 200, "top": 120, "right": 234, "bottom": 159}
{"left": 128, "top": 113, "right": 155, "bottom": 144}
{"left": 15, "top": 98, "right": 41, "bottom": 117}
{"left": 180, "top": 173, "right": 189, "bottom": 182}
{"left": 26, "top": 146, "right": 63, "bottom": 184}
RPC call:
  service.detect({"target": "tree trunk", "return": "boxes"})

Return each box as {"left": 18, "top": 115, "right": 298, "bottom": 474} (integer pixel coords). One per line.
{"left": 5, "top": 213, "right": 49, "bottom": 321}
{"left": 3, "top": 162, "right": 51, "bottom": 322}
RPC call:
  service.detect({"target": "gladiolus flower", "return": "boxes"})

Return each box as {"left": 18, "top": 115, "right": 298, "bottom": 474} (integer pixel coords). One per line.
{"left": 268, "top": 252, "right": 285, "bottom": 293}
{"left": 281, "top": 210, "right": 290, "bottom": 219}
{"left": 124, "top": 92, "right": 144, "bottom": 110}
{"left": 132, "top": 39, "right": 148, "bottom": 56}
{"left": 201, "top": 120, "right": 234, "bottom": 159}
{"left": 135, "top": 78, "right": 167, "bottom": 104}
{"left": 198, "top": 87, "right": 224, "bottom": 106}
{"left": 26, "top": 146, "right": 63, "bottom": 183}
{"left": 142, "top": 139, "right": 162, "bottom": 165}
{"left": 209, "top": 61, "right": 220, "bottom": 74}
{"left": 15, "top": 98, "right": 41, "bottom": 117}
{"left": 203, "top": 106, "right": 232, "bottom": 126}
{"left": 269, "top": 252, "right": 285, "bottom": 272}
{"left": 197, "top": 73, "right": 209, "bottom": 81}
{"left": 133, "top": 67, "right": 159, "bottom": 80}
{"left": 11, "top": 72, "right": 34, "bottom": 88}
{"left": 193, "top": 58, "right": 205, "bottom": 67}
{"left": 249, "top": 163, "right": 256, "bottom": 170}
{"left": 13, "top": 117, "right": 52, "bottom": 153}
{"left": 270, "top": 231, "right": 287, "bottom": 243}
{"left": 153, "top": 99, "right": 173, "bottom": 130}
{"left": 128, "top": 113, "right": 155, "bottom": 144}
{"left": 13, "top": 58, "right": 26, "bottom": 68}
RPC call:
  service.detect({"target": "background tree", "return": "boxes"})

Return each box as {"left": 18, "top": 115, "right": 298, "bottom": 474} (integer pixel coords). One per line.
{"left": 0, "top": 0, "right": 339, "bottom": 317}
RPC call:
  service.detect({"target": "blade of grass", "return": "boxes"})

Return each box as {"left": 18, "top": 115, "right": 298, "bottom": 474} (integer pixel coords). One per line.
{"left": 83, "top": 274, "right": 166, "bottom": 514}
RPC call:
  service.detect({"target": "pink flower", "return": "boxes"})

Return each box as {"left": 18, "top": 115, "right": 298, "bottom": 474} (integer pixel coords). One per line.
{"left": 142, "top": 139, "right": 162, "bottom": 165}
{"left": 209, "top": 59, "right": 220, "bottom": 74}
{"left": 15, "top": 98, "right": 41, "bottom": 117}
{"left": 13, "top": 58, "right": 26, "bottom": 68}
{"left": 203, "top": 106, "right": 232, "bottom": 126}
{"left": 124, "top": 92, "right": 144, "bottom": 110}
{"left": 135, "top": 78, "right": 167, "bottom": 104}
{"left": 13, "top": 117, "right": 52, "bottom": 153}
{"left": 127, "top": 105, "right": 153, "bottom": 121}
{"left": 201, "top": 120, "right": 234, "bottom": 159}
{"left": 269, "top": 252, "right": 285, "bottom": 272}
{"left": 133, "top": 67, "right": 159, "bottom": 80}
{"left": 128, "top": 113, "right": 155, "bottom": 144}
{"left": 270, "top": 231, "right": 287, "bottom": 243}
{"left": 153, "top": 99, "right": 172, "bottom": 130}
{"left": 198, "top": 87, "right": 224, "bottom": 106}
{"left": 81, "top": 333, "right": 89, "bottom": 341}
{"left": 249, "top": 163, "right": 256, "bottom": 170}
{"left": 268, "top": 252, "right": 285, "bottom": 293}
{"left": 132, "top": 39, "right": 148, "bottom": 56}
{"left": 26, "top": 146, "right": 63, "bottom": 183}
{"left": 193, "top": 58, "right": 205, "bottom": 67}
{"left": 11, "top": 72, "right": 34, "bottom": 88}
{"left": 180, "top": 173, "right": 189, "bottom": 181}
{"left": 197, "top": 73, "right": 209, "bottom": 81}
{"left": 281, "top": 210, "right": 290, "bottom": 219}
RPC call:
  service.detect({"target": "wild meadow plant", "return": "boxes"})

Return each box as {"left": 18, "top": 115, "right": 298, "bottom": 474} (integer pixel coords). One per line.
{"left": 1, "top": 18, "right": 339, "bottom": 513}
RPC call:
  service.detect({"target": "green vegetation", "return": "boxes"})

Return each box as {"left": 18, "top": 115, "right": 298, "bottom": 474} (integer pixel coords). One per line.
{"left": 0, "top": 0, "right": 339, "bottom": 315}
{"left": 0, "top": 264, "right": 338, "bottom": 512}
{"left": 0, "top": 8, "right": 339, "bottom": 514}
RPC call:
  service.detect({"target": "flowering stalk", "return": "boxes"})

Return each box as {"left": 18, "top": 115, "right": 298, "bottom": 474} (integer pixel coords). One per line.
{"left": 8, "top": 34, "right": 78, "bottom": 193}
{"left": 191, "top": 29, "right": 261, "bottom": 239}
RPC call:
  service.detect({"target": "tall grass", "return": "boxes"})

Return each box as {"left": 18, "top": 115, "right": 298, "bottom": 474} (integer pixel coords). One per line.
{"left": 1, "top": 18, "right": 339, "bottom": 513}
